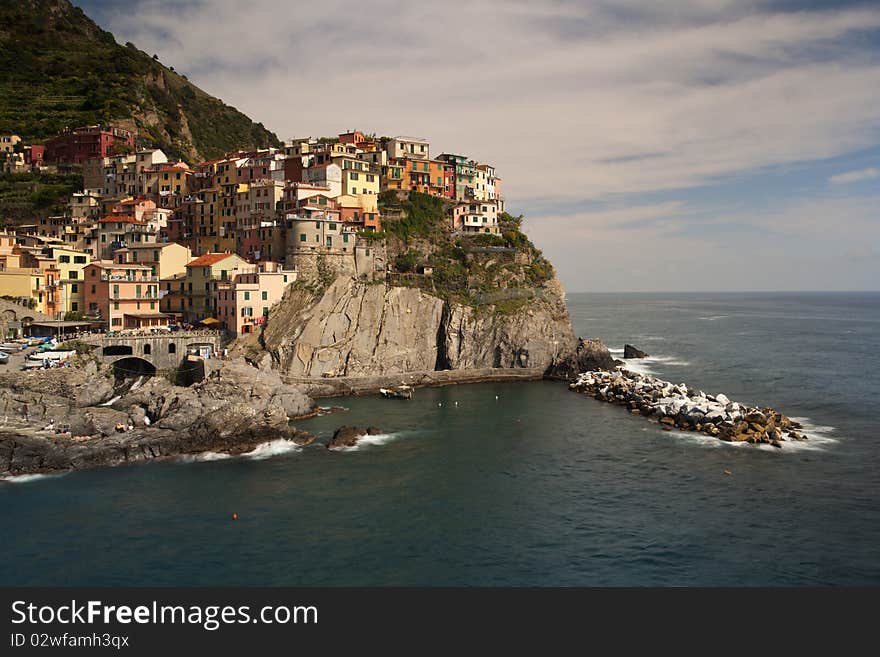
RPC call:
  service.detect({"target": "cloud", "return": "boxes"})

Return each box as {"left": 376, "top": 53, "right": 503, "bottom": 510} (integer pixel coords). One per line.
{"left": 829, "top": 167, "right": 880, "bottom": 184}
{"left": 79, "top": 0, "right": 880, "bottom": 290}
{"left": 94, "top": 1, "right": 880, "bottom": 202}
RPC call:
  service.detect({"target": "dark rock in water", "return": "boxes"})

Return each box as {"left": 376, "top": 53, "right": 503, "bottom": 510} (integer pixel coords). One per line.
{"left": 327, "top": 425, "right": 382, "bottom": 449}
{"left": 551, "top": 338, "right": 617, "bottom": 378}
{"left": 623, "top": 344, "right": 649, "bottom": 359}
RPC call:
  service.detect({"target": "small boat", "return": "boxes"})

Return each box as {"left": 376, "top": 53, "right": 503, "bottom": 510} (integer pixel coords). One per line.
{"left": 23, "top": 350, "right": 76, "bottom": 369}
{"left": 0, "top": 342, "right": 26, "bottom": 352}
{"left": 379, "top": 385, "right": 413, "bottom": 400}
{"left": 0, "top": 351, "right": 9, "bottom": 364}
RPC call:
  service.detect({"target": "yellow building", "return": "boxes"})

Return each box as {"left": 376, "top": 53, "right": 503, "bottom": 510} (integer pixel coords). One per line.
{"left": 183, "top": 252, "right": 248, "bottom": 323}
{"left": 46, "top": 246, "right": 91, "bottom": 315}
{"left": 113, "top": 242, "right": 192, "bottom": 279}
{"left": 332, "top": 155, "right": 380, "bottom": 197}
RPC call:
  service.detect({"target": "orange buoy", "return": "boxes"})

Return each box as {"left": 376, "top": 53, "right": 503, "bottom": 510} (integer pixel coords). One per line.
{"left": 232, "top": 513, "right": 238, "bottom": 520}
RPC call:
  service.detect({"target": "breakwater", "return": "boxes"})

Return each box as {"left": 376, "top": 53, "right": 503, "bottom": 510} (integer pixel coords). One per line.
{"left": 570, "top": 368, "right": 808, "bottom": 447}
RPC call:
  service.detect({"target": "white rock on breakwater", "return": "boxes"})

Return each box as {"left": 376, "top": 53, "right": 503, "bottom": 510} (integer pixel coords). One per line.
{"left": 569, "top": 369, "right": 808, "bottom": 448}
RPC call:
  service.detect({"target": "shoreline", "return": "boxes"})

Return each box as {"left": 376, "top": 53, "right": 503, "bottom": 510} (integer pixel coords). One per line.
{"left": 284, "top": 367, "right": 548, "bottom": 398}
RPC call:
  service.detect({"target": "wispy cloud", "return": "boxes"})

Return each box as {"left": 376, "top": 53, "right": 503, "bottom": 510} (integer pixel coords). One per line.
{"left": 93, "top": 1, "right": 880, "bottom": 200}
{"left": 77, "top": 0, "right": 880, "bottom": 290}
{"left": 829, "top": 167, "right": 880, "bottom": 184}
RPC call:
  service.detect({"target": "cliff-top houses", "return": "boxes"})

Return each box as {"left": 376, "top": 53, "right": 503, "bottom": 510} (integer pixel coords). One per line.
{"left": 0, "top": 126, "right": 504, "bottom": 336}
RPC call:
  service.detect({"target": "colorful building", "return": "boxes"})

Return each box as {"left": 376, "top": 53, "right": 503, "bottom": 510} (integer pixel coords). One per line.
{"left": 113, "top": 242, "right": 192, "bottom": 279}
{"left": 385, "top": 136, "right": 430, "bottom": 161}
{"left": 216, "top": 262, "right": 296, "bottom": 336}
{"left": 451, "top": 200, "right": 501, "bottom": 235}
{"left": 44, "top": 125, "right": 135, "bottom": 165}
{"left": 83, "top": 261, "right": 165, "bottom": 330}
{"left": 182, "top": 252, "right": 248, "bottom": 323}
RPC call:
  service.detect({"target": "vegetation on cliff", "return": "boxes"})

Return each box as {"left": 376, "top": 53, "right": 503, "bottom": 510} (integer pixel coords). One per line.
{"left": 0, "top": 0, "right": 280, "bottom": 162}
{"left": 379, "top": 191, "right": 555, "bottom": 312}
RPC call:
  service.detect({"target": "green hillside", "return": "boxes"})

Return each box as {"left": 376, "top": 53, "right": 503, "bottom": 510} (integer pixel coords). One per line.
{"left": 0, "top": 0, "right": 280, "bottom": 163}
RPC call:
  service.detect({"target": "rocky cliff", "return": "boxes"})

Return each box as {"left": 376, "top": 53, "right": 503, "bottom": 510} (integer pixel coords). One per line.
{"left": 241, "top": 196, "right": 612, "bottom": 382}
{"left": 248, "top": 272, "right": 581, "bottom": 380}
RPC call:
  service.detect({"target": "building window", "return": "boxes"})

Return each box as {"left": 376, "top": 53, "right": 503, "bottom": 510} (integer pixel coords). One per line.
{"left": 244, "top": 291, "right": 250, "bottom": 301}
{"left": 300, "top": 234, "right": 306, "bottom": 242}
{"left": 59, "top": 255, "right": 70, "bottom": 263}
{"left": 71, "top": 284, "right": 78, "bottom": 293}
{"left": 261, "top": 291, "right": 267, "bottom": 301}
{"left": 71, "top": 302, "right": 78, "bottom": 311}
{"left": 169, "top": 343, "right": 176, "bottom": 353}
{"left": 143, "top": 344, "right": 151, "bottom": 355}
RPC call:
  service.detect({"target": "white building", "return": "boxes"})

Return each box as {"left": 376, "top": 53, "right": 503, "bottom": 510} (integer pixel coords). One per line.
{"left": 385, "top": 136, "right": 430, "bottom": 161}
{"left": 451, "top": 199, "right": 501, "bottom": 235}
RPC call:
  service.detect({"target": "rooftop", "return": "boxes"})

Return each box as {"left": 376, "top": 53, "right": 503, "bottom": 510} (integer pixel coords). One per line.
{"left": 186, "top": 253, "right": 237, "bottom": 268}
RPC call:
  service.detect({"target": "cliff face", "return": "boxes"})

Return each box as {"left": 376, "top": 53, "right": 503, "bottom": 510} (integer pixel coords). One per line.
{"left": 260, "top": 278, "right": 445, "bottom": 377}
{"left": 439, "top": 276, "right": 575, "bottom": 370}
{"left": 256, "top": 274, "right": 578, "bottom": 380}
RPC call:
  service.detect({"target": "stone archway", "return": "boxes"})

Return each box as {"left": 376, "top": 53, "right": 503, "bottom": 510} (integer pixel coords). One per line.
{"left": 112, "top": 357, "right": 156, "bottom": 378}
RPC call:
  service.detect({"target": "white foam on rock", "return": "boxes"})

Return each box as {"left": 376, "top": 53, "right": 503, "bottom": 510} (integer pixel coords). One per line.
{"left": 2, "top": 472, "right": 68, "bottom": 484}
{"left": 243, "top": 439, "right": 302, "bottom": 460}
{"left": 330, "top": 432, "right": 400, "bottom": 452}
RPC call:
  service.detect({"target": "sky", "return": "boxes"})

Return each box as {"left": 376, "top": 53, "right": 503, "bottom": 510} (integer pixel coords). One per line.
{"left": 74, "top": 0, "right": 880, "bottom": 292}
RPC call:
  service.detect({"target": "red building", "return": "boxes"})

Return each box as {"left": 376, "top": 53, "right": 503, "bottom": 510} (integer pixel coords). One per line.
{"left": 23, "top": 145, "right": 45, "bottom": 167}
{"left": 44, "top": 126, "right": 135, "bottom": 165}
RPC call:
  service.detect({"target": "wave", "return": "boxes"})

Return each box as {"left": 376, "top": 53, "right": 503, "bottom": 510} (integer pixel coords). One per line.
{"left": 179, "top": 439, "right": 302, "bottom": 463}
{"left": 698, "top": 315, "right": 729, "bottom": 321}
{"left": 330, "top": 432, "right": 401, "bottom": 452}
{"left": 2, "top": 472, "right": 68, "bottom": 484}
{"left": 618, "top": 354, "right": 690, "bottom": 376}
{"left": 656, "top": 417, "right": 838, "bottom": 453}
{"left": 784, "top": 417, "right": 841, "bottom": 452}
{"left": 243, "top": 439, "right": 303, "bottom": 460}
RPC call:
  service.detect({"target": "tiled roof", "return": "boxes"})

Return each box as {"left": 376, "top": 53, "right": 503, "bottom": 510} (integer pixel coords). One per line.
{"left": 98, "top": 216, "right": 145, "bottom": 225}
{"left": 186, "top": 253, "right": 236, "bottom": 267}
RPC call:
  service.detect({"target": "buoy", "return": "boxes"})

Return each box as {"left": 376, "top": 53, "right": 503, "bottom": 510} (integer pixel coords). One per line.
{"left": 495, "top": 395, "right": 499, "bottom": 400}
{"left": 438, "top": 402, "right": 442, "bottom": 407}
{"left": 723, "top": 470, "right": 732, "bottom": 476}
{"left": 454, "top": 401, "right": 458, "bottom": 406}
{"left": 232, "top": 513, "right": 238, "bottom": 520}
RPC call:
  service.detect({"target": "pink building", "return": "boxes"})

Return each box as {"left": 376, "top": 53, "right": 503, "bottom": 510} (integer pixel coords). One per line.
{"left": 215, "top": 262, "right": 296, "bottom": 336}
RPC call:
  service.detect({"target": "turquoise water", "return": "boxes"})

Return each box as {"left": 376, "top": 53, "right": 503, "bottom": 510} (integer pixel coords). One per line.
{"left": 2, "top": 292, "right": 879, "bottom": 585}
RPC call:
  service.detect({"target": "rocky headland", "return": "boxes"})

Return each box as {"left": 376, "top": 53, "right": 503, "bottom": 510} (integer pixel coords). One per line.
{"left": 232, "top": 199, "right": 605, "bottom": 386}
{"left": 570, "top": 369, "right": 809, "bottom": 447}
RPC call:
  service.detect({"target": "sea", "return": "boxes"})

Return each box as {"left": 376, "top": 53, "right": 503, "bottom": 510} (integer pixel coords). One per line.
{"left": 2, "top": 292, "right": 879, "bottom": 586}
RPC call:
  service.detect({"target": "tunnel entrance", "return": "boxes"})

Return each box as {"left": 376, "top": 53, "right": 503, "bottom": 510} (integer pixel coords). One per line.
{"left": 112, "top": 357, "right": 156, "bottom": 379}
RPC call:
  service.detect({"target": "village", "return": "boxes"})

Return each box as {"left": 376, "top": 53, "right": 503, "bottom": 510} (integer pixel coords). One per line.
{"left": 0, "top": 127, "right": 504, "bottom": 340}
